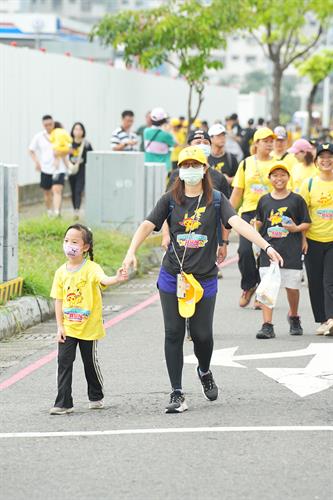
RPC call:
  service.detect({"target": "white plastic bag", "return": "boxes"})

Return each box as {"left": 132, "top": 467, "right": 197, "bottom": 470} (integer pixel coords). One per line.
{"left": 256, "top": 262, "right": 281, "bottom": 309}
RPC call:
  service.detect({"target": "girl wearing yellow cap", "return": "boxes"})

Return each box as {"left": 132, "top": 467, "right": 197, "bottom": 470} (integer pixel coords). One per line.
{"left": 300, "top": 143, "right": 333, "bottom": 336}
{"left": 230, "top": 127, "right": 276, "bottom": 308}
{"left": 122, "top": 146, "right": 282, "bottom": 414}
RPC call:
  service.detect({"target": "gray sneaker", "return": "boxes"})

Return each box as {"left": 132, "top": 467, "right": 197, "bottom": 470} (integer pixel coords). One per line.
{"left": 256, "top": 323, "right": 275, "bottom": 339}
{"left": 49, "top": 407, "right": 74, "bottom": 415}
{"left": 197, "top": 367, "right": 219, "bottom": 401}
{"left": 287, "top": 315, "right": 303, "bottom": 335}
{"left": 165, "top": 391, "right": 188, "bottom": 414}
{"left": 89, "top": 400, "right": 104, "bottom": 410}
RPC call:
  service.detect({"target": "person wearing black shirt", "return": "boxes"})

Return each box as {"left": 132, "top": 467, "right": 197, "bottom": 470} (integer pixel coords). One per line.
{"left": 165, "top": 129, "right": 230, "bottom": 264}
{"left": 167, "top": 129, "right": 230, "bottom": 198}
{"left": 240, "top": 118, "right": 256, "bottom": 158}
{"left": 208, "top": 123, "right": 238, "bottom": 184}
{"left": 255, "top": 163, "right": 311, "bottom": 339}
{"left": 122, "top": 146, "right": 283, "bottom": 414}
{"left": 69, "top": 122, "right": 93, "bottom": 219}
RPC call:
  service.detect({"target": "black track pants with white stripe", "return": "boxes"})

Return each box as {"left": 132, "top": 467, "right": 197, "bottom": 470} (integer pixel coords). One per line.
{"left": 54, "top": 336, "right": 104, "bottom": 408}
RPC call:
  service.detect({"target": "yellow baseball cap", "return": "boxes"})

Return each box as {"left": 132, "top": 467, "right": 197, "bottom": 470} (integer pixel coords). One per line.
{"left": 178, "top": 273, "right": 204, "bottom": 318}
{"left": 170, "top": 118, "right": 181, "bottom": 127}
{"left": 268, "top": 163, "right": 290, "bottom": 177}
{"left": 253, "top": 127, "right": 276, "bottom": 142}
{"left": 177, "top": 146, "right": 207, "bottom": 166}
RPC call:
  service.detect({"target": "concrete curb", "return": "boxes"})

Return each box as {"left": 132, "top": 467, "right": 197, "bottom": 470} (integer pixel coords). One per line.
{"left": 0, "top": 246, "right": 163, "bottom": 341}
{"left": 0, "top": 296, "right": 55, "bottom": 341}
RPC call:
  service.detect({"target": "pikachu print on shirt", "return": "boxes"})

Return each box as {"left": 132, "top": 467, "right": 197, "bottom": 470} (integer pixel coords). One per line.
{"left": 177, "top": 206, "right": 208, "bottom": 249}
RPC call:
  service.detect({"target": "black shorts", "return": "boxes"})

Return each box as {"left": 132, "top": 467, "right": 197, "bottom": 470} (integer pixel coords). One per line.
{"left": 40, "top": 172, "right": 65, "bottom": 190}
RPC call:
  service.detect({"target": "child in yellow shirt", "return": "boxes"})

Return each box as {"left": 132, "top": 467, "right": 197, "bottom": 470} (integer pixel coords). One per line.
{"left": 49, "top": 223, "right": 128, "bottom": 415}
{"left": 49, "top": 121, "right": 72, "bottom": 173}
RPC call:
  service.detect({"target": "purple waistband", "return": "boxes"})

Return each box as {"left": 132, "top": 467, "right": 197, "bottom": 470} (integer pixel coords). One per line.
{"left": 157, "top": 267, "right": 218, "bottom": 298}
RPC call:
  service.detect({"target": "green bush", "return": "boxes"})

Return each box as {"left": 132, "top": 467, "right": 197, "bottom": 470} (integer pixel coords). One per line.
{"left": 19, "top": 217, "right": 156, "bottom": 297}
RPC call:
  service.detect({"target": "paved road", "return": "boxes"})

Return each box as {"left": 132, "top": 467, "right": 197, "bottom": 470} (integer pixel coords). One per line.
{"left": 0, "top": 246, "right": 332, "bottom": 500}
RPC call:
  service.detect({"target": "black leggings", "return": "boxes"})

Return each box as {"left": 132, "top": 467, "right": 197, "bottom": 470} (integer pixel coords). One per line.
{"left": 55, "top": 336, "right": 104, "bottom": 408}
{"left": 237, "top": 210, "right": 260, "bottom": 291}
{"left": 305, "top": 239, "right": 333, "bottom": 323}
{"left": 69, "top": 164, "right": 85, "bottom": 210}
{"left": 159, "top": 291, "right": 216, "bottom": 391}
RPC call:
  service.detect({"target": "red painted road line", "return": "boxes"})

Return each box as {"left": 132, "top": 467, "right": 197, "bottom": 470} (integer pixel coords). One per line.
{"left": 0, "top": 256, "right": 238, "bottom": 391}
{"left": 0, "top": 350, "right": 58, "bottom": 391}
{"left": 103, "top": 292, "right": 159, "bottom": 329}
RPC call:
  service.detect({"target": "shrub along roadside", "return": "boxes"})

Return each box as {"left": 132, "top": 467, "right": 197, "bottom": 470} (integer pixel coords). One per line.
{"left": 19, "top": 217, "right": 159, "bottom": 298}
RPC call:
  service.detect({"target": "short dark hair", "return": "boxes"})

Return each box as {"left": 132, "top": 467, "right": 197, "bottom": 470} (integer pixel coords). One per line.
{"left": 42, "top": 114, "right": 53, "bottom": 121}
{"left": 70, "top": 122, "right": 86, "bottom": 139}
{"left": 53, "top": 121, "right": 63, "bottom": 129}
{"left": 122, "top": 110, "right": 134, "bottom": 119}
{"left": 258, "top": 117, "right": 265, "bottom": 125}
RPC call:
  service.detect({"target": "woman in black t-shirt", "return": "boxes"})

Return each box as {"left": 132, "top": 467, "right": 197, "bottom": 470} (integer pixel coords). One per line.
{"left": 122, "top": 146, "right": 282, "bottom": 414}
{"left": 69, "top": 122, "right": 93, "bottom": 219}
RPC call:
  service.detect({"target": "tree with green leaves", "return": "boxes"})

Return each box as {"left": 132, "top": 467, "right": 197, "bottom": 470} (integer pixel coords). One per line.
{"left": 90, "top": 0, "right": 241, "bottom": 130}
{"left": 298, "top": 49, "right": 333, "bottom": 135}
{"left": 222, "top": 0, "right": 333, "bottom": 127}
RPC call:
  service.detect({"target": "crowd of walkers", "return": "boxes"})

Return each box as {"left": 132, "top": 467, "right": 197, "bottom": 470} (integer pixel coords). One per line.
{"left": 28, "top": 110, "right": 333, "bottom": 415}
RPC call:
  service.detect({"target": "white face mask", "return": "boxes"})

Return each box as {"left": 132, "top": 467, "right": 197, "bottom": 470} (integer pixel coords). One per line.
{"left": 179, "top": 166, "right": 204, "bottom": 186}
{"left": 197, "top": 143, "right": 211, "bottom": 157}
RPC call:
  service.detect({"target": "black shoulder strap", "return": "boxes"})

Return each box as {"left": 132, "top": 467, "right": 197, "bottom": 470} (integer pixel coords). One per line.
{"left": 280, "top": 152, "right": 288, "bottom": 160}
{"left": 167, "top": 196, "right": 175, "bottom": 225}
{"left": 308, "top": 177, "right": 313, "bottom": 192}
{"left": 213, "top": 189, "right": 223, "bottom": 245}
{"left": 242, "top": 158, "right": 247, "bottom": 171}
{"left": 145, "top": 129, "right": 161, "bottom": 151}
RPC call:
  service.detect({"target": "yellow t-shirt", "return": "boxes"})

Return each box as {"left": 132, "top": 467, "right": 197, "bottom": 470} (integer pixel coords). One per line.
{"left": 50, "top": 259, "right": 108, "bottom": 340}
{"left": 270, "top": 152, "right": 298, "bottom": 170}
{"left": 171, "top": 129, "right": 186, "bottom": 162}
{"left": 232, "top": 155, "right": 275, "bottom": 214}
{"left": 291, "top": 162, "right": 318, "bottom": 193}
{"left": 49, "top": 128, "right": 72, "bottom": 153}
{"left": 299, "top": 176, "right": 333, "bottom": 243}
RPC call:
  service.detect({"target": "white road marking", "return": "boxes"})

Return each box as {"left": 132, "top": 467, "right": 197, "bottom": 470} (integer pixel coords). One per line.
{"left": 184, "top": 343, "right": 333, "bottom": 397}
{"left": 0, "top": 426, "right": 332, "bottom": 439}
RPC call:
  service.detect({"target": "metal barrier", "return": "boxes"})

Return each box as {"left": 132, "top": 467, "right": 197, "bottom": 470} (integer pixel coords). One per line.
{"left": 85, "top": 152, "right": 166, "bottom": 232}
{"left": 0, "top": 164, "right": 19, "bottom": 286}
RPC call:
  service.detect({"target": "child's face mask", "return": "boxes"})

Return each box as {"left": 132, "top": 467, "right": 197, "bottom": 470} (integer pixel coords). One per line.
{"left": 63, "top": 242, "right": 83, "bottom": 258}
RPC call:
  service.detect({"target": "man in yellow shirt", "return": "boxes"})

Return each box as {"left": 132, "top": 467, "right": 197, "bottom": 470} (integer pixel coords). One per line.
{"left": 230, "top": 127, "right": 276, "bottom": 307}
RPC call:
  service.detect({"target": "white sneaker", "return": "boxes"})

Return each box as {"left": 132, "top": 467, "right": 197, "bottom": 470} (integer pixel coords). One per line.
{"left": 89, "top": 400, "right": 104, "bottom": 409}
{"left": 316, "top": 322, "right": 330, "bottom": 335}
{"left": 323, "top": 319, "right": 333, "bottom": 336}
{"left": 49, "top": 407, "right": 74, "bottom": 415}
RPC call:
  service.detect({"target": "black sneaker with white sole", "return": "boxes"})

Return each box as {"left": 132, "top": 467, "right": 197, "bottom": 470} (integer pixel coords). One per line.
{"left": 256, "top": 322, "right": 275, "bottom": 339}
{"left": 165, "top": 391, "right": 188, "bottom": 414}
{"left": 197, "top": 367, "right": 218, "bottom": 401}
{"left": 287, "top": 314, "right": 303, "bottom": 335}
